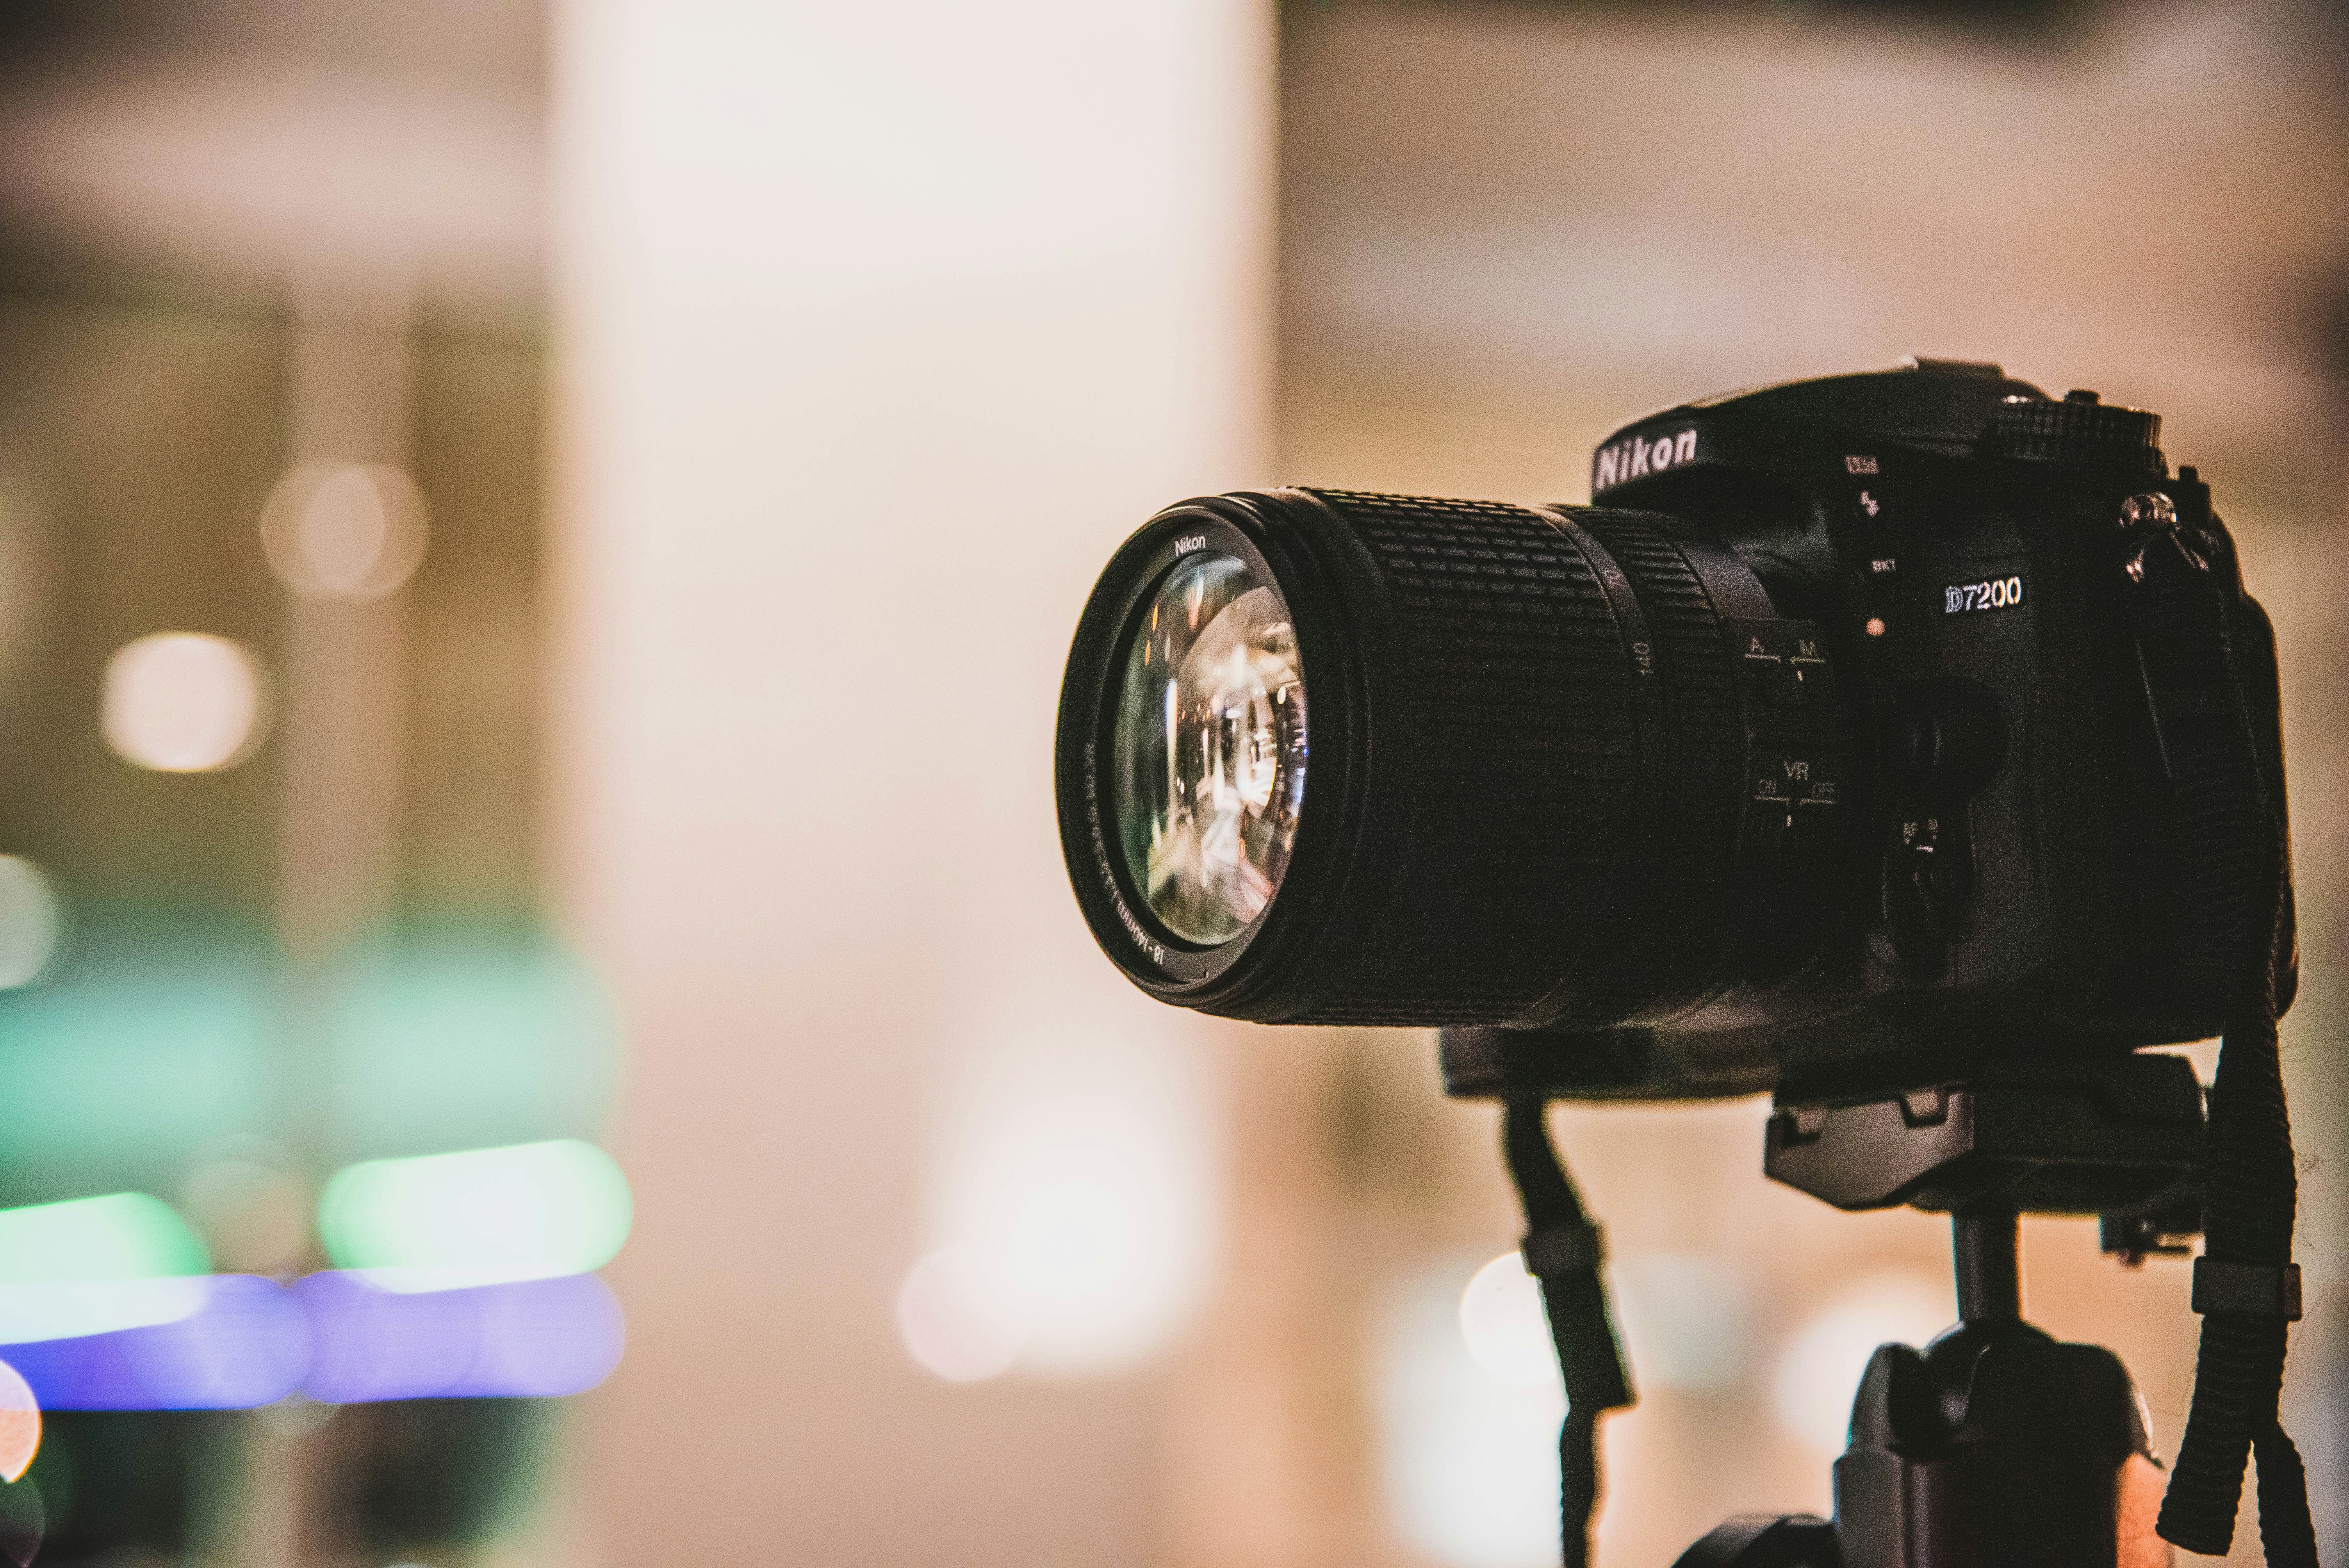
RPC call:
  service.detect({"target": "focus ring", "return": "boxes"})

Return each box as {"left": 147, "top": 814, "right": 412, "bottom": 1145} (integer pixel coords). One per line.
{"left": 1294, "top": 490, "right": 1637, "bottom": 1022}
{"left": 1546, "top": 511, "right": 1746, "bottom": 1021}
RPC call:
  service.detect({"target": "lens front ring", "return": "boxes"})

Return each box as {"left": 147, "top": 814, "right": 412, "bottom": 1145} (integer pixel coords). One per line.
{"left": 1056, "top": 500, "right": 1363, "bottom": 1000}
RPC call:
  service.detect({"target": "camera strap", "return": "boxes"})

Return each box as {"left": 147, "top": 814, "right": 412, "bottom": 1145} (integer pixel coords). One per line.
{"left": 2121, "top": 516, "right": 2317, "bottom": 1568}
{"left": 2160, "top": 900, "right": 2317, "bottom": 1568}
{"left": 1503, "top": 1098, "right": 1634, "bottom": 1568}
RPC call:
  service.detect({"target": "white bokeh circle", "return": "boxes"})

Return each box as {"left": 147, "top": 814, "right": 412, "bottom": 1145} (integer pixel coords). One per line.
{"left": 259, "top": 463, "right": 429, "bottom": 600}
{"left": 0, "top": 857, "right": 62, "bottom": 989}
{"left": 102, "top": 633, "right": 268, "bottom": 772}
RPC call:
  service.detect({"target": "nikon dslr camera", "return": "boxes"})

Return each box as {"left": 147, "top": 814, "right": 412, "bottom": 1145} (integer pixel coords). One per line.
{"left": 1053, "top": 359, "right": 2291, "bottom": 1107}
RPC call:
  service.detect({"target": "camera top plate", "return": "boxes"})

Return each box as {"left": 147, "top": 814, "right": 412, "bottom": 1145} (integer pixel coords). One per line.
{"left": 1590, "top": 358, "right": 2048, "bottom": 504}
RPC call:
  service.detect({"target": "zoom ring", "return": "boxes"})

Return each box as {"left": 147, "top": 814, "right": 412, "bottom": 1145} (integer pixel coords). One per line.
{"left": 1295, "top": 490, "right": 1641, "bottom": 1023}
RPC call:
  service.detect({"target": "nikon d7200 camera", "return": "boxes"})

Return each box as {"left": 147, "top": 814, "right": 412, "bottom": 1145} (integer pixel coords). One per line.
{"left": 1054, "top": 360, "right": 2313, "bottom": 1566}
{"left": 1053, "top": 358, "right": 2290, "bottom": 1108}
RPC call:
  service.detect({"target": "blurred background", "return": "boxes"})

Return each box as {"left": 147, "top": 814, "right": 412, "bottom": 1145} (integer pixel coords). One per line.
{"left": 0, "top": 0, "right": 2339, "bottom": 1565}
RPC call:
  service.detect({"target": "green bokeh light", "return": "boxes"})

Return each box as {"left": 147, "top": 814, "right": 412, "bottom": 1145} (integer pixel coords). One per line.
{"left": 0, "top": 907, "right": 272, "bottom": 1206}
{"left": 324, "top": 923, "right": 624, "bottom": 1163}
{"left": 317, "top": 1140, "right": 631, "bottom": 1285}
{"left": 0, "top": 1193, "right": 209, "bottom": 1283}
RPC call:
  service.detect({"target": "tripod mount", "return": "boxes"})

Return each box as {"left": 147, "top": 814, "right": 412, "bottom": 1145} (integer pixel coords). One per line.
{"left": 1677, "top": 1053, "right": 2204, "bottom": 1568}
{"left": 1503, "top": 1053, "right": 2210, "bottom": 1568}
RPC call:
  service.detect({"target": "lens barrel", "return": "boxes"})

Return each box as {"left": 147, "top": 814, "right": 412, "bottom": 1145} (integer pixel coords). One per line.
{"left": 1055, "top": 488, "right": 1837, "bottom": 1027}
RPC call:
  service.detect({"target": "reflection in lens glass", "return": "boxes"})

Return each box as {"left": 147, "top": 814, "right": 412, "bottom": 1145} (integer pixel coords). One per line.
{"left": 1112, "top": 551, "right": 1305, "bottom": 944}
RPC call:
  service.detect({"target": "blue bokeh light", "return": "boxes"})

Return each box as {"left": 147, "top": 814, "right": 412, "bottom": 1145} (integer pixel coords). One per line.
{"left": 297, "top": 1270, "right": 624, "bottom": 1403}
{"left": 0, "top": 1275, "right": 308, "bottom": 1410}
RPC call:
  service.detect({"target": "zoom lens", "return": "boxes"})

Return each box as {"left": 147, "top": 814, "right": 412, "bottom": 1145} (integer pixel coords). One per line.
{"left": 1110, "top": 550, "right": 1306, "bottom": 944}
{"left": 1055, "top": 489, "right": 1845, "bottom": 1027}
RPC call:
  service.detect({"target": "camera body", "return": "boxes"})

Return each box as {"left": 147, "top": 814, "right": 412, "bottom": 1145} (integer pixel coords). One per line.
{"left": 1055, "top": 360, "right": 2292, "bottom": 1107}
{"left": 1057, "top": 360, "right": 2310, "bottom": 1565}
{"left": 1443, "top": 359, "right": 2291, "bottom": 1104}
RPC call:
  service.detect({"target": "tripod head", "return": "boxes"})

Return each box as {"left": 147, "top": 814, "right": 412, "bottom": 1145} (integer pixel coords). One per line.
{"left": 1688, "top": 1055, "right": 2210, "bottom": 1568}
{"left": 1763, "top": 1052, "right": 2206, "bottom": 1260}
{"left": 1505, "top": 1053, "right": 2221, "bottom": 1568}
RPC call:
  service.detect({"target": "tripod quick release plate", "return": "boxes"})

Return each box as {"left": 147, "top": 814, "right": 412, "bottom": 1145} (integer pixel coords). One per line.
{"left": 1764, "top": 1054, "right": 2203, "bottom": 1229}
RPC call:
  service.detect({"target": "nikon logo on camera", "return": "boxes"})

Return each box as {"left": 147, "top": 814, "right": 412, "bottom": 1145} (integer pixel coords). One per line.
{"left": 1593, "top": 427, "right": 1698, "bottom": 492}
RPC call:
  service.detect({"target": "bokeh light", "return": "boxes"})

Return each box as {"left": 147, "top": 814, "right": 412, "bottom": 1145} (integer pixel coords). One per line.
{"left": 1771, "top": 1270, "right": 1952, "bottom": 1458}
{"left": 1380, "top": 1256, "right": 1566, "bottom": 1568}
{"left": 177, "top": 1146, "right": 311, "bottom": 1276}
{"left": 946, "top": 1110, "right": 1203, "bottom": 1375}
{"left": 0, "top": 1194, "right": 209, "bottom": 1287}
{"left": 258, "top": 462, "right": 429, "bottom": 600}
{"left": 1458, "top": 1252, "right": 1559, "bottom": 1390}
{"left": 896, "top": 1244, "right": 1025, "bottom": 1384}
{"left": 0, "top": 1276, "right": 307, "bottom": 1410}
{"left": 318, "top": 1139, "right": 631, "bottom": 1290}
{"left": 1610, "top": 1252, "right": 1752, "bottom": 1394}
{"left": 323, "top": 923, "right": 624, "bottom": 1164}
{"left": 99, "top": 633, "right": 266, "bottom": 772}
{"left": 0, "top": 1361, "right": 37, "bottom": 1483}
{"left": 0, "top": 862, "right": 61, "bottom": 991}
{"left": 929, "top": 1034, "right": 1216, "bottom": 1377}
{"left": 0, "top": 910, "right": 273, "bottom": 1192}
{"left": 0, "top": 1281, "right": 210, "bottom": 1347}
{"left": 296, "top": 1270, "right": 624, "bottom": 1402}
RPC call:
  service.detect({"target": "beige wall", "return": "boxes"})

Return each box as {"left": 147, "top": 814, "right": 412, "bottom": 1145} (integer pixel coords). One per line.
{"left": 551, "top": 3, "right": 1272, "bottom": 1561}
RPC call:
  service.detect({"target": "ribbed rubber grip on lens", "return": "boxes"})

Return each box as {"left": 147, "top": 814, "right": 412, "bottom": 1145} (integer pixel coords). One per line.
{"left": 1570, "top": 514, "right": 1746, "bottom": 1015}
{"left": 1286, "top": 492, "right": 1640, "bottom": 1023}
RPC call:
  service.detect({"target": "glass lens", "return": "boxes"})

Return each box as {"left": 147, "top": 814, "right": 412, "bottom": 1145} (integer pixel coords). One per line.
{"left": 1112, "top": 550, "right": 1306, "bottom": 944}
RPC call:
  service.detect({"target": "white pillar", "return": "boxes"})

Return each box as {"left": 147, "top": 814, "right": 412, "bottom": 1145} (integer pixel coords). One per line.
{"left": 551, "top": 4, "right": 1271, "bottom": 1561}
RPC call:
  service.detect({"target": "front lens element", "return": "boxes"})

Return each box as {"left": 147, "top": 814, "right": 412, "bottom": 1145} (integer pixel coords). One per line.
{"left": 1112, "top": 551, "right": 1306, "bottom": 944}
